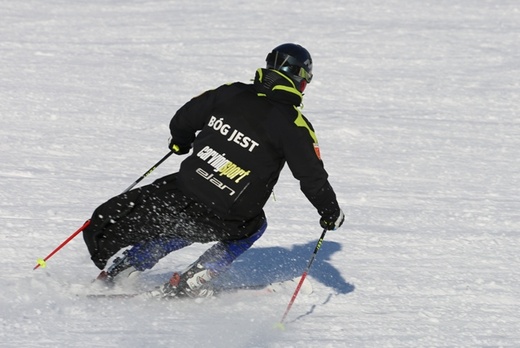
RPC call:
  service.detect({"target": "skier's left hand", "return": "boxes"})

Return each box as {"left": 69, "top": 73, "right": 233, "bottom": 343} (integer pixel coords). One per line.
{"left": 320, "top": 209, "right": 345, "bottom": 230}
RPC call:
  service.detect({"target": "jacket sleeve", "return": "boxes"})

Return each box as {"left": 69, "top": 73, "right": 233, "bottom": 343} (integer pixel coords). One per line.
{"left": 281, "top": 112, "right": 341, "bottom": 218}
{"left": 169, "top": 88, "right": 219, "bottom": 149}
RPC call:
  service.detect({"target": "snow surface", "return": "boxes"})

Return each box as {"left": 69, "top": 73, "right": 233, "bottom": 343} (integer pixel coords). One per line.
{"left": 1, "top": 0, "right": 519, "bottom": 347}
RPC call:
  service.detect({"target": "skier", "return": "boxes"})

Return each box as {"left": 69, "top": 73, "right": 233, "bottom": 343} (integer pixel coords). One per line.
{"left": 83, "top": 43, "right": 344, "bottom": 298}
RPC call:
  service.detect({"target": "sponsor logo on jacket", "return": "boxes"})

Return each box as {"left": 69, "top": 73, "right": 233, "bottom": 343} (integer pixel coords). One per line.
{"left": 208, "top": 116, "right": 260, "bottom": 152}
{"left": 196, "top": 146, "right": 252, "bottom": 196}
{"left": 314, "top": 143, "right": 321, "bottom": 160}
{"left": 195, "top": 167, "right": 236, "bottom": 196}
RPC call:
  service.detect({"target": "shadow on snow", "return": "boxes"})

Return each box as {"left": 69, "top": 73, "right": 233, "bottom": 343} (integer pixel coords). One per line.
{"left": 215, "top": 239, "right": 355, "bottom": 295}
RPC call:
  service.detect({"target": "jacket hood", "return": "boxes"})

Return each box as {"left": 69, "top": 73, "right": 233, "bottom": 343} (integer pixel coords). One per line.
{"left": 253, "top": 68, "right": 303, "bottom": 106}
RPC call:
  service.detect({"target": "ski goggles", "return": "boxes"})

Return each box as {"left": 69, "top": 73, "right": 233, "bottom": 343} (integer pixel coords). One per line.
{"left": 266, "top": 52, "right": 313, "bottom": 83}
{"left": 279, "top": 64, "right": 313, "bottom": 84}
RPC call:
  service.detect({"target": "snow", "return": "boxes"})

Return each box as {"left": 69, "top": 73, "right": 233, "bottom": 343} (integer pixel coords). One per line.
{"left": 1, "top": 0, "right": 519, "bottom": 347}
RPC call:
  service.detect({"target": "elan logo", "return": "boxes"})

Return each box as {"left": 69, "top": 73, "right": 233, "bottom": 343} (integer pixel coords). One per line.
{"left": 195, "top": 168, "right": 236, "bottom": 196}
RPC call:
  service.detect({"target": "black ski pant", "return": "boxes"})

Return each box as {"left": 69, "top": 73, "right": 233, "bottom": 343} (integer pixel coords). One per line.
{"left": 83, "top": 173, "right": 263, "bottom": 270}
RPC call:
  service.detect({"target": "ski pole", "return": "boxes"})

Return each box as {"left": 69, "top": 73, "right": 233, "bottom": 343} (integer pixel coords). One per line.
{"left": 33, "top": 150, "right": 175, "bottom": 270}
{"left": 122, "top": 150, "right": 175, "bottom": 193}
{"left": 277, "top": 228, "right": 328, "bottom": 327}
{"left": 33, "top": 219, "right": 91, "bottom": 270}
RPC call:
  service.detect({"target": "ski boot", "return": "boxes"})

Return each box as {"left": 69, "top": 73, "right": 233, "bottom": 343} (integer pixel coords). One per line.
{"left": 94, "top": 251, "right": 141, "bottom": 287}
{"left": 155, "top": 263, "right": 216, "bottom": 299}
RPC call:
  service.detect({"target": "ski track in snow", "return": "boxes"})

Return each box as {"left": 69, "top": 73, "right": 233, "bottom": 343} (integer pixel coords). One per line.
{"left": 1, "top": 1, "right": 519, "bottom": 347}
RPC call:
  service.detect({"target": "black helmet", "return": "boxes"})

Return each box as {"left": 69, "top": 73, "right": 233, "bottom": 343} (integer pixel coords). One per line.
{"left": 266, "top": 43, "right": 313, "bottom": 92}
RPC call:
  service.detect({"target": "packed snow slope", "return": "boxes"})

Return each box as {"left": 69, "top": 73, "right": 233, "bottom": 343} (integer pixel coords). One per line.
{"left": 1, "top": 1, "right": 519, "bottom": 347}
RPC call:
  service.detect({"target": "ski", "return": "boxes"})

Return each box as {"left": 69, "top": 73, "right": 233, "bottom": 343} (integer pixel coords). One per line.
{"left": 85, "top": 276, "right": 313, "bottom": 299}
{"left": 86, "top": 293, "right": 139, "bottom": 299}
{"left": 228, "top": 275, "right": 313, "bottom": 296}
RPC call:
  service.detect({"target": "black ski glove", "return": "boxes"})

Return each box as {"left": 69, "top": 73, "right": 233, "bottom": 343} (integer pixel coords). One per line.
{"left": 320, "top": 209, "right": 345, "bottom": 231}
{"left": 168, "top": 138, "right": 191, "bottom": 155}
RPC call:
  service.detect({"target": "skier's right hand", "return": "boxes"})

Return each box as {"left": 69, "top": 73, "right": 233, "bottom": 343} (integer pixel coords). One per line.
{"left": 168, "top": 138, "right": 191, "bottom": 155}
{"left": 320, "top": 209, "right": 345, "bottom": 230}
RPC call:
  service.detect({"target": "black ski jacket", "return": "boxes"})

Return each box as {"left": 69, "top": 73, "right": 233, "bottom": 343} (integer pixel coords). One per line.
{"left": 170, "top": 68, "right": 340, "bottom": 227}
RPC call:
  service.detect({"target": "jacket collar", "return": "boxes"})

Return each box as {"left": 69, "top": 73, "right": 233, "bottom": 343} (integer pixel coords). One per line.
{"left": 253, "top": 68, "right": 303, "bottom": 106}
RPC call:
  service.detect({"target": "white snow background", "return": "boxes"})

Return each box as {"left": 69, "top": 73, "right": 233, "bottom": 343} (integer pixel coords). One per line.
{"left": 1, "top": 1, "right": 519, "bottom": 347}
